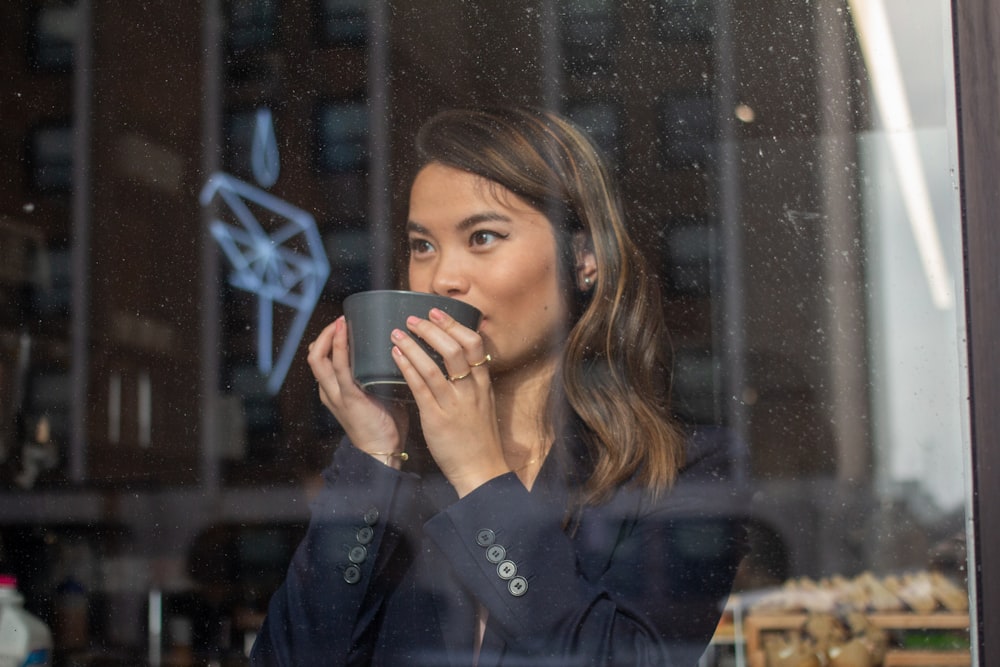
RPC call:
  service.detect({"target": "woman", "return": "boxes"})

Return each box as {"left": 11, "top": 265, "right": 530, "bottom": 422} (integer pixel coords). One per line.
{"left": 250, "top": 107, "right": 745, "bottom": 666}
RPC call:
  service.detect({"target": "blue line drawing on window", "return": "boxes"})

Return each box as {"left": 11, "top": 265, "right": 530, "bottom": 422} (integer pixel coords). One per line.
{"left": 252, "top": 108, "right": 280, "bottom": 188}
{"left": 201, "top": 108, "right": 330, "bottom": 394}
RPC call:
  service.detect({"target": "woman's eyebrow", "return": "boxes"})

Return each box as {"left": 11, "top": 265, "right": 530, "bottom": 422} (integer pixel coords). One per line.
{"left": 456, "top": 211, "right": 513, "bottom": 230}
{"left": 405, "top": 220, "right": 431, "bottom": 235}
{"left": 405, "top": 211, "right": 513, "bottom": 235}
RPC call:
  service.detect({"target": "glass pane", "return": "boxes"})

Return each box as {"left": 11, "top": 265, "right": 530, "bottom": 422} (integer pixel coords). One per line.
{"left": 28, "top": 1, "right": 79, "bottom": 71}
{"left": 0, "top": 0, "right": 977, "bottom": 665}
{"left": 315, "top": 100, "right": 368, "bottom": 173}
{"left": 28, "top": 124, "right": 74, "bottom": 193}
{"left": 227, "top": 0, "right": 280, "bottom": 52}
{"left": 315, "top": 0, "right": 367, "bottom": 46}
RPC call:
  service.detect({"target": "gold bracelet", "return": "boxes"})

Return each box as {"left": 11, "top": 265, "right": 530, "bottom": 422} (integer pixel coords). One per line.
{"left": 368, "top": 451, "right": 408, "bottom": 465}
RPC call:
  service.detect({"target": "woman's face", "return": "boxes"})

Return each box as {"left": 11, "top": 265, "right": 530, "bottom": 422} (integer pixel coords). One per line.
{"left": 406, "top": 162, "right": 569, "bottom": 376}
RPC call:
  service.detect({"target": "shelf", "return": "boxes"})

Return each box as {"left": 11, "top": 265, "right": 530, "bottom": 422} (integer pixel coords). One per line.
{"left": 743, "top": 612, "right": 970, "bottom": 667}
{"left": 883, "top": 650, "right": 970, "bottom": 666}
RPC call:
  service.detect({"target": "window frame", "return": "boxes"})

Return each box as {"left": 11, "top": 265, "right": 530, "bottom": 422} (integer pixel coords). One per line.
{"left": 952, "top": 0, "right": 1000, "bottom": 658}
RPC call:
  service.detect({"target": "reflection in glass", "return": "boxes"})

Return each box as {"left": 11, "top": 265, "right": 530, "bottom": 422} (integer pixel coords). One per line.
{"left": 662, "top": 220, "right": 715, "bottom": 296}
{"left": 226, "top": 0, "right": 280, "bottom": 53}
{"left": 660, "top": 93, "right": 716, "bottom": 168}
{"left": 558, "top": 0, "right": 617, "bottom": 74}
{"left": 28, "top": 123, "right": 73, "bottom": 193}
{"left": 314, "top": 100, "right": 368, "bottom": 173}
{"left": 28, "top": 1, "right": 78, "bottom": 71}
{"left": 314, "top": 0, "right": 367, "bottom": 46}
{"left": 566, "top": 100, "right": 622, "bottom": 161}
{"left": 656, "top": 0, "right": 715, "bottom": 42}
{"left": 225, "top": 109, "right": 261, "bottom": 179}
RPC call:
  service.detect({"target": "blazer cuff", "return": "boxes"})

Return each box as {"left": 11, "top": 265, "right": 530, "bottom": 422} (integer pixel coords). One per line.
{"left": 423, "top": 473, "right": 592, "bottom": 641}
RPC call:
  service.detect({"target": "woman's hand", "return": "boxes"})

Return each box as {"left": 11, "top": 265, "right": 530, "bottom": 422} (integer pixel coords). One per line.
{"left": 307, "top": 317, "right": 408, "bottom": 465}
{"left": 391, "top": 308, "right": 509, "bottom": 496}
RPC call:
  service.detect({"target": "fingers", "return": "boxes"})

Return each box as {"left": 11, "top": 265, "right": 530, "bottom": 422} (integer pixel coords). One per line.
{"left": 307, "top": 320, "right": 338, "bottom": 398}
{"left": 307, "top": 316, "right": 362, "bottom": 408}
{"left": 390, "top": 310, "right": 505, "bottom": 496}
{"left": 403, "top": 308, "right": 488, "bottom": 382}
{"left": 328, "top": 317, "right": 360, "bottom": 393}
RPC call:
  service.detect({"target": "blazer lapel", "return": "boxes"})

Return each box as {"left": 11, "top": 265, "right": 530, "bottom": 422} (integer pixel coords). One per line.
{"left": 535, "top": 431, "right": 639, "bottom": 583}
{"left": 432, "top": 572, "right": 478, "bottom": 667}
{"left": 418, "top": 472, "right": 479, "bottom": 667}
{"left": 474, "top": 623, "right": 506, "bottom": 667}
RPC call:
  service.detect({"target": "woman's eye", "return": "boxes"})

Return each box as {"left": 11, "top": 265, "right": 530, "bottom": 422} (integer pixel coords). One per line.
{"left": 470, "top": 230, "right": 505, "bottom": 247}
{"left": 408, "top": 238, "right": 433, "bottom": 255}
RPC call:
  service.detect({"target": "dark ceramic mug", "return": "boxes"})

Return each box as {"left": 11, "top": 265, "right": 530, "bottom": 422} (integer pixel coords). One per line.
{"left": 342, "top": 290, "right": 483, "bottom": 399}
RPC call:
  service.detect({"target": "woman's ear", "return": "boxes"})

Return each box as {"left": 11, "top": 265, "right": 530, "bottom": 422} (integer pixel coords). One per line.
{"left": 572, "top": 231, "right": 598, "bottom": 292}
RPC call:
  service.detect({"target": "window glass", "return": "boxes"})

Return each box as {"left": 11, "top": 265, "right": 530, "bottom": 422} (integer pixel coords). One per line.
{"left": 314, "top": 100, "right": 368, "bottom": 174}
{"left": 28, "top": 124, "right": 74, "bottom": 194}
{"left": 314, "top": 0, "right": 367, "bottom": 46}
{"left": 226, "top": 0, "right": 280, "bottom": 53}
{"left": 0, "top": 0, "right": 977, "bottom": 665}
{"left": 28, "top": 1, "right": 79, "bottom": 71}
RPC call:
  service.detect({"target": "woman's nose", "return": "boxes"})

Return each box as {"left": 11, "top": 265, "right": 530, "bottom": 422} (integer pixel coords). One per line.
{"left": 429, "top": 256, "right": 470, "bottom": 296}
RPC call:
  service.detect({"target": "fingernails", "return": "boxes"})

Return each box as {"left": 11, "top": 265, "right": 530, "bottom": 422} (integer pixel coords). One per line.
{"left": 406, "top": 315, "right": 420, "bottom": 327}
{"left": 391, "top": 329, "right": 405, "bottom": 340}
{"left": 429, "top": 308, "right": 446, "bottom": 322}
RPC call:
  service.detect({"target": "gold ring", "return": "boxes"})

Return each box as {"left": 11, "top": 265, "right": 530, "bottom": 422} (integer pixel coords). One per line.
{"left": 448, "top": 369, "right": 472, "bottom": 382}
{"left": 469, "top": 354, "right": 492, "bottom": 368}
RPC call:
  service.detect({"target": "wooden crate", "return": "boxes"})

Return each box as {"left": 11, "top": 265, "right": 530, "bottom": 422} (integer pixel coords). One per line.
{"left": 744, "top": 612, "right": 970, "bottom": 667}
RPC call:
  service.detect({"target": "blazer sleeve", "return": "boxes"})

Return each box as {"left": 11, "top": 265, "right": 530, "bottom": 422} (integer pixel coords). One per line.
{"left": 422, "top": 472, "right": 747, "bottom": 666}
{"left": 250, "top": 441, "right": 424, "bottom": 667}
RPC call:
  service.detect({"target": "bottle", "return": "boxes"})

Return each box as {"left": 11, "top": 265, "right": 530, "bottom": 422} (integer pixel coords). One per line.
{"left": 0, "top": 575, "right": 52, "bottom": 667}
{"left": 54, "top": 577, "right": 89, "bottom": 652}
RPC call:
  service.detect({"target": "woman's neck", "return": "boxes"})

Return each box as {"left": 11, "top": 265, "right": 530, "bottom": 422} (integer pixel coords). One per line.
{"left": 491, "top": 356, "right": 558, "bottom": 488}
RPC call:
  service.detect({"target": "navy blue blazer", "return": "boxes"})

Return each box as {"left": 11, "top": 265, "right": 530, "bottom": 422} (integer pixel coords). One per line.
{"left": 251, "top": 431, "right": 747, "bottom": 666}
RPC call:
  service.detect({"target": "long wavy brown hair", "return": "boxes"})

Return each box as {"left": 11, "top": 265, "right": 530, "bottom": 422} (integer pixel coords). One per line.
{"left": 413, "top": 107, "right": 684, "bottom": 504}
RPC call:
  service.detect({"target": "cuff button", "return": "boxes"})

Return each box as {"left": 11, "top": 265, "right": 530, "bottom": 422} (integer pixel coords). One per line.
{"left": 356, "top": 526, "right": 374, "bottom": 545}
{"left": 508, "top": 576, "right": 528, "bottom": 597}
{"left": 475, "top": 529, "right": 496, "bottom": 547}
{"left": 486, "top": 544, "right": 506, "bottom": 563}
{"left": 497, "top": 560, "right": 517, "bottom": 580}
